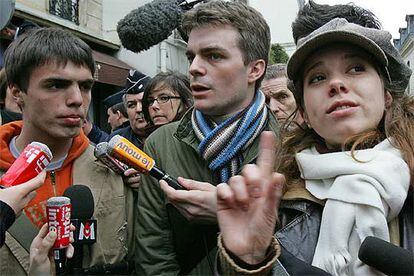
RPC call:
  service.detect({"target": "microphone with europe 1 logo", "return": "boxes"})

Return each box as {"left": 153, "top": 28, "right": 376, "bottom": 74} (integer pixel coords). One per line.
{"left": 107, "top": 135, "right": 186, "bottom": 190}
{"left": 63, "top": 185, "right": 97, "bottom": 275}
{"left": 94, "top": 142, "right": 129, "bottom": 175}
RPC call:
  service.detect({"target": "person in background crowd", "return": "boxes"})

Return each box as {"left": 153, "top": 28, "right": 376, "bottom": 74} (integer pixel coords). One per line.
{"left": 0, "top": 68, "right": 22, "bottom": 124}
{"left": 83, "top": 90, "right": 129, "bottom": 144}
{"left": 1, "top": 20, "right": 39, "bottom": 69}
{"left": 261, "top": 64, "right": 303, "bottom": 128}
{"left": 108, "top": 69, "right": 151, "bottom": 149}
{"left": 105, "top": 91, "right": 129, "bottom": 131}
{"left": 135, "top": 1, "right": 279, "bottom": 275}
{"left": 0, "top": 27, "right": 134, "bottom": 275}
{"left": 216, "top": 18, "right": 413, "bottom": 275}
{"left": 142, "top": 71, "right": 193, "bottom": 127}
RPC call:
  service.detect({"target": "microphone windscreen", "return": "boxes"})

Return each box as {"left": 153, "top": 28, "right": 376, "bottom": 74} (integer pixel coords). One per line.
{"left": 63, "top": 185, "right": 94, "bottom": 219}
{"left": 359, "top": 236, "right": 414, "bottom": 275}
{"left": 117, "top": 0, "right": 184, "bottom": 53}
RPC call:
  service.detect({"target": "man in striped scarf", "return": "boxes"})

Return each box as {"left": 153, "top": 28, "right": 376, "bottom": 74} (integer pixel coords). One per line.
{"left": 135, "top": 1, "right": 279, "bottom": 275}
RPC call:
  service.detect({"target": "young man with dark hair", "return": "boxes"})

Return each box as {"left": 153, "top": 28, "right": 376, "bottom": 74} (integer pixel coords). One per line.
{"left": 135, "top": 1, "right": 278, "bottom": 275}
{"left": 0, "top": 28, "right": 134, "bottom": 274}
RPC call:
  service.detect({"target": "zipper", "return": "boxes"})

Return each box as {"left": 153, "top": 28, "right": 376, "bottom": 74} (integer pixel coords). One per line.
{"left": 50, "top": 171, "right": 57, "bottom": 196}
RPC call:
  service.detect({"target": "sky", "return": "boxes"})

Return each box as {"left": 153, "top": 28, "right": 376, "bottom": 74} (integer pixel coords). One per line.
{"left": 316, "top": 0, "right": 414, "bottom": 39}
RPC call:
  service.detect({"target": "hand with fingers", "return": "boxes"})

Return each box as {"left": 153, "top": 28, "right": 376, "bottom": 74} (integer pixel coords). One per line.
{"left": 217, "top": 131, "right": 285, "bottom": 265}
{"left": 159, "top": 177, "right": 217, "bottom": 224}
{"left": 29, "top": 223, "right": 76, "bottom": 276}
{"left": 123, "top": 168, "right": 141, "bottom": 189}
{"left": 0, "top": 171, "right": 46, "bottom": 216}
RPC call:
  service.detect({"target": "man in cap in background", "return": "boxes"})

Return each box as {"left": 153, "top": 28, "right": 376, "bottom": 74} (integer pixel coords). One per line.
{"left": 105, "top": 90, "right": 129, "bottom": 131}
{"left": 84, "top": 90, "right": 129, "bottom": 144}
{"left": 108, "top": 69, "right": 151, "bottom": 149}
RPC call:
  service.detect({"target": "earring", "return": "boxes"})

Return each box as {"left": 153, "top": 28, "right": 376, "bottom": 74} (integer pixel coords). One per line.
{"left": 306, "top": 122, "right": 312, "bottom": 129}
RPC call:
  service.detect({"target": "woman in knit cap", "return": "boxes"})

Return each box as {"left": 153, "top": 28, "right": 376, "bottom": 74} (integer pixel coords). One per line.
{"left": 216, "top": 18, "right": 413, "bottom": 276}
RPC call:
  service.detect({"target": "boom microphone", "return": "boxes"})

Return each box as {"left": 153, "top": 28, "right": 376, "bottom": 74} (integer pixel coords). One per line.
{"left": 117, "top": 0, "right": 207, "bottom": 52}
{"left": 107, "top": 135, "right": 185, "bottom": 190}
{"left": 63, "top": 185, "right": 97, "bottom": 274}
{"left": 94, "top": 142, "right": 129, "bottom": 175}
{"left": 358, "top": 236, "right": 414, "bottom": 275}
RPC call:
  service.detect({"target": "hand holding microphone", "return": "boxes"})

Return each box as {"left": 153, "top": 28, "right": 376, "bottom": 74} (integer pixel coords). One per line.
{"left": 107, "top": 135, "right": 185, "bottom": 190}
{"left": 29, "top": 223, "right": 75, "bottom": 276}
{"left": 0, "top": 171, "right": 46, "bottom": 216}
{"left": 45, "top": 196, "right": 73, "bottom": 274}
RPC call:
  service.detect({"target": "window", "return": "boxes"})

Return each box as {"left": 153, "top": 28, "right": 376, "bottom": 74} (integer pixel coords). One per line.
{"left": 49, "top": 0, "right": 79, "bottom": 25}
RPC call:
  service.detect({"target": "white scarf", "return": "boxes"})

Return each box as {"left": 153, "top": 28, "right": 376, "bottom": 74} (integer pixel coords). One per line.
{"left": 295, "top": 139, "right": 410, "bottom": 276}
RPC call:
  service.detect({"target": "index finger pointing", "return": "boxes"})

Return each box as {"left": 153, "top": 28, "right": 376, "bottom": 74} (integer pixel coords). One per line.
{"left": 256, "top": 131, "right": 277, "bottom": 177}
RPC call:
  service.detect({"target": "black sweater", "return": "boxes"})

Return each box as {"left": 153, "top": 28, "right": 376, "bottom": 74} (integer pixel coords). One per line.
{"left": 0, "top": 200, "right": 16, "bottom": 247}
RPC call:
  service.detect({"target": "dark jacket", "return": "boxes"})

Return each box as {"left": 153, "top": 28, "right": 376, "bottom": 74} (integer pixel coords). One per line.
{"left": 0, "top": 110, "right": 22, "bottom": 125}
{"left": 0, "top": 201, "right": 15, "bottom": 248}
{"left": 87, "top": 123, "right": 109, "bottom": 145}
{"left": 87, "top": 121, "right": 130, "bottom": 145}
{"left": 135, "top": 108, "right": 279, "bottom": 275}
{"left": 107, "top": 125, "right": 144, "bottom": 149}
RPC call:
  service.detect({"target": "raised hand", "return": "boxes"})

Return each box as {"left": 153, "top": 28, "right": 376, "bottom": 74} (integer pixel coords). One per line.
{"left": 216, "top": 131, "right": 284, "bottom": 264}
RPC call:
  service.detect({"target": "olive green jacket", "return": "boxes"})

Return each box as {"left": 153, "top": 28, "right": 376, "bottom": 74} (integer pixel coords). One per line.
{"left": 135, "top": 109, "right": 279, "bottom": 275}
{"left": 0, "top": 145, "right": 135, "bottom": 275}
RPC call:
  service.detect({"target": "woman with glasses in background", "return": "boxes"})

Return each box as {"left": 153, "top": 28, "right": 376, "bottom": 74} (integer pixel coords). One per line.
{"left": 142, "top": 71, "right": 193, "bottom": 127}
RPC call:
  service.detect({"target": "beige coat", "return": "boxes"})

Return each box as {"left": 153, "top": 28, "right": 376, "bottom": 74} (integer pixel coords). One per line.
{"left": 0, "top": 145, "right": 134, "bottom": 275}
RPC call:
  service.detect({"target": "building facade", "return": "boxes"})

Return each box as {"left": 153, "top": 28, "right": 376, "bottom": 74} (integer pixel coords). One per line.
{"left": 394, "top": 15, "right": 414, "bottom": 95}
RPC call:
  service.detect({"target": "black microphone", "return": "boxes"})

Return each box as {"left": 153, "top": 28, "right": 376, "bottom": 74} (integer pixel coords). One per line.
{"left": 117, "top": 0, "right": 208, "bottom": 53}
{"left": 63, "top": 185, "right": 97, "bottom": 275}
{"left": 358, "top": 236, "right": 414, "bottom": 276}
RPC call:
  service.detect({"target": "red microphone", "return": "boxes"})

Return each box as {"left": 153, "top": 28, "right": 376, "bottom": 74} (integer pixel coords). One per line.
{"left": 0, "top": 142, "right": 52, "bottom": 187}
{"left": 47, "top": 196, "right": 71, "bottom": 274}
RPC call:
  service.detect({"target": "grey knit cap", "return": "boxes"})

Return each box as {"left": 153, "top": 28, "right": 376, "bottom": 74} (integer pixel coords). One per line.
{"left": 288, "top": 18, "right": 412, "bottom": 93}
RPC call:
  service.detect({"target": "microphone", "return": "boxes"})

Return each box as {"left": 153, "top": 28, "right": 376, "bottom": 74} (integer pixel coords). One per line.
{"left": 107, "top": 135, "right": 185, "bottom": 190}
{"left": 63, "top": 185, "right": 97, "bottom": 274}
{"left": 46, "top": 196, "right": 72, "bottom": 275}
{"left": 358, "top": 236, "right": 414, "bottom": 275}
{"left": 117, "top": 0, "right": 208, "bottom": 52}
{"left": 0, "top": 142, "right": 52, "bottom": 187}
{"left": 94, "top": 142, "right": 129, "bottom": 175}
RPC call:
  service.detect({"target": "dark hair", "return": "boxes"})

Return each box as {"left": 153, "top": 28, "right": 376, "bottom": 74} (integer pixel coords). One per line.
{"left": 5, "top": 27, "right": 95, "bottom": 92}
{"left": 292, "top": 0, "right": 381, "bottom": 44}
{"left": 264, "top": 63, "right": 287, "bottom": 80}
{"left": 182, "top": 0, "right": 270, "bottom": 90}
{"left": 0, "top": 69, "right": 7, "bottom": 109}
{"left": 142, "top": 71, "right": 193, "bottom": 124}
{"left": 110, "top": 102, "right": 128, "bottom": 118}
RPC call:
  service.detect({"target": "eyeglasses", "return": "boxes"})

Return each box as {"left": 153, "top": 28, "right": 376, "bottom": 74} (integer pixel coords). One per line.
{"left": 147, "top": 95, "right": 181, "bottom": 106}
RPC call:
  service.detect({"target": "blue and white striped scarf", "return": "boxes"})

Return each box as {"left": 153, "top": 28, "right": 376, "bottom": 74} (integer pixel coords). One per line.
{"left": 191, "top": 90, "right": 268, "bottom": 183}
